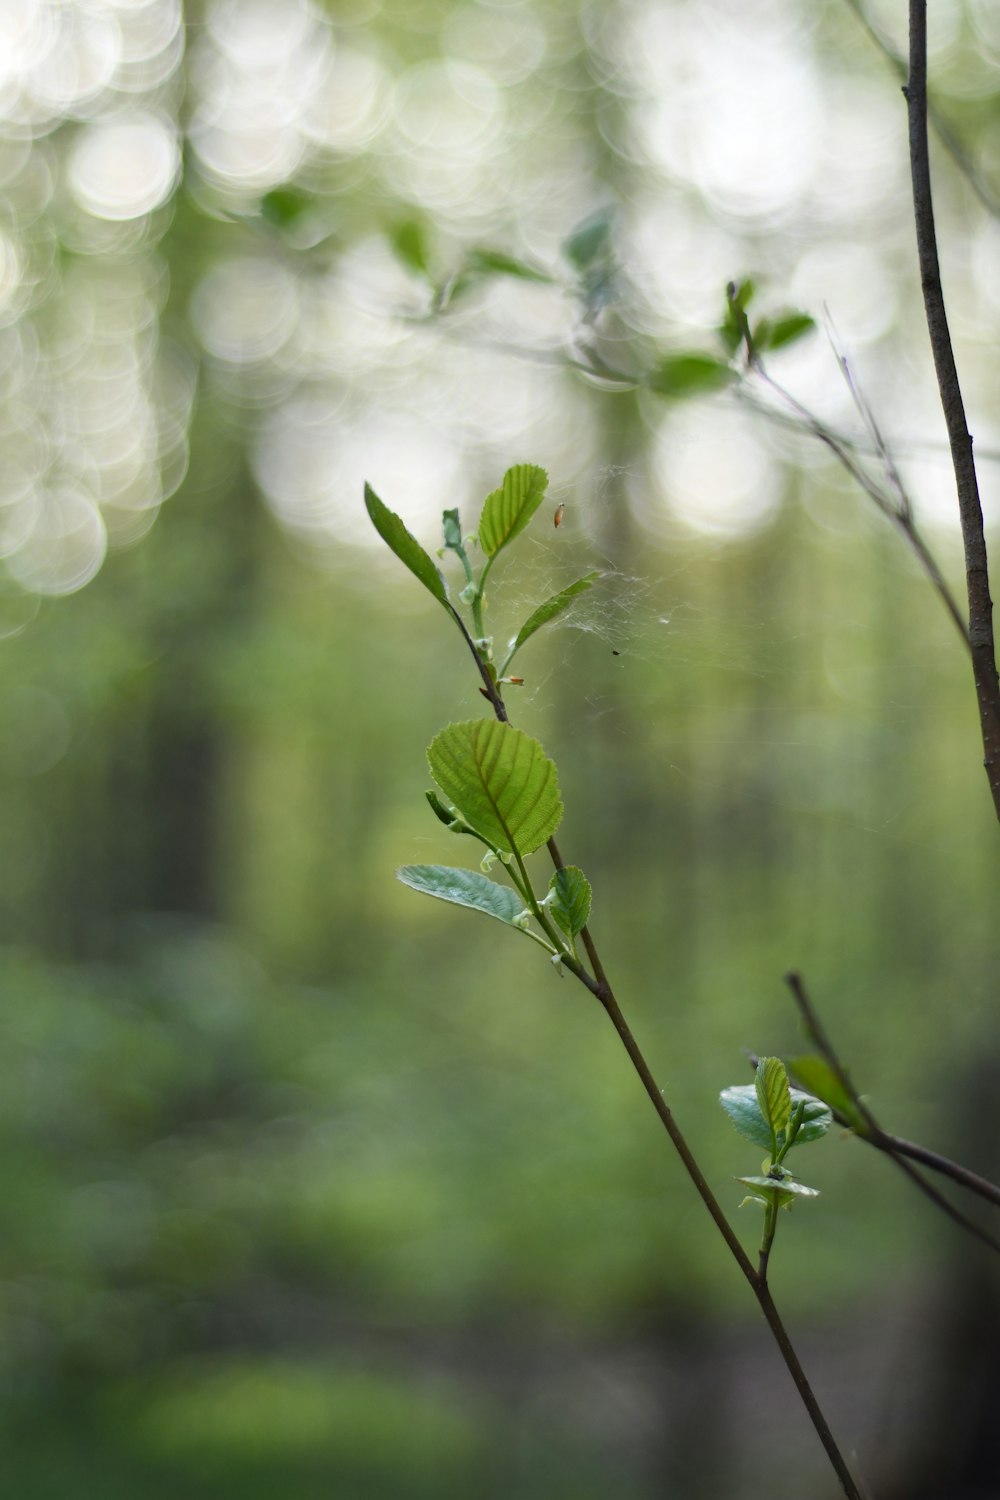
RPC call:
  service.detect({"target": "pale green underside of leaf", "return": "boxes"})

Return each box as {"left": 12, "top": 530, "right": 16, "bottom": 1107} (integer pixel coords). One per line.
{"left": 549, "top": 866, "right": 591, "bottom": 937}
{"left": 427, "top": 719, "right": 562, "bottom": 856}
{"left": 511, "top": 572, "right": 600, "bottom": 654}
{"left": 364, "top": 483, "right": 449, "bottom": 606}
{"left": 477, "top": 465, "right": 548, "bottom": 559}
{"left": 755, "top": 1056, "right": 791, "bottom": 1138}
{"left": 397, "top": 865, "right": 525, "bottom": 926}
{"left": 720, "top": 1085, "right": 831, "bottom": 1150}
{"left": 736, "top": 1175, "right": 819, "bottom": 1201}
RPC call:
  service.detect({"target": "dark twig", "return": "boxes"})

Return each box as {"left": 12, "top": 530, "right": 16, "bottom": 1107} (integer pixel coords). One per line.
{"left": 785, "top": 972, "right": 1000, "bottom": 1256}
{"left": 907, "top": 2, "right": 1000, "bottom": 819}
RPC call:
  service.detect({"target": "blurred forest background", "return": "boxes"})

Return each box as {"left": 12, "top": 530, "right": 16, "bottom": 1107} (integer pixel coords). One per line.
{"left": 0, "top": 0, "right": 999, "bottom": 1496}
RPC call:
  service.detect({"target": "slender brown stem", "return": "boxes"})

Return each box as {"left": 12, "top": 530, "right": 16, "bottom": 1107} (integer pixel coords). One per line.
{"left": 755, "top": 1281, "right": 866, "bottom": 1500}
{"left": 879, "top": 1131, "right": 1000, "bottom": 1210}
{"left": 468, "top": 713, "right": 864, "bottom": 1492}
{"left": 785, "top": 972, "right": 1000, "bottom": 1255}
{"left": 907, "top": 2, "right": 1000, "bottom": 819}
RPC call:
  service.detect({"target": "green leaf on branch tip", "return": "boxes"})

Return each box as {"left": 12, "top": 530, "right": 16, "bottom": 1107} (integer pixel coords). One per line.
{"left": 765, "top": 312, "right": 815, "bottom": 351}
{"left": 755, "top": 1056, "right": 792, "bottom": 1139}
{"left": 427, "top": 719, "right": 562, "bottom": 856}
{"left": 509, "top": 573, "right": 600, "bottom": 657}
{"left": 477, "top": 465, "right": 549, "bottom": 560}
{"left": 788, "top": 1054, "right": 868, "bottom": 1133}
{"left": 548, "top": 866, "right": 591, "bottom": 937}
{"left": 397, "top": 865, "right": 527, "bottom": 928}
{"left": 563, "top": 208, "right": 614, "bottom": 271}
{"left": 647, "top": 354, "right": 733, "bottom": 398}
{"left": 786, "top": 1094, "right": 833, "bottom": 1144}
{"left": 260, "top": 185, "right": 314, "bottom": 228}
{"left": 719, "top": 1084, "right": 830, "bottom": 1151}
{"left": 736, "top": 1174, "right": 819, "bottom": 1210}
{"left": 719, "top": 1085, "right": 773, "bottom": 1151}
{"left": 442, "top": 509, "right": 463, "bottom": 551}
{"left": 389, "top": 218, "right": 432, "bottom": 277}
{"left": 364, "top": 484, "right": 449, "bottom": 607}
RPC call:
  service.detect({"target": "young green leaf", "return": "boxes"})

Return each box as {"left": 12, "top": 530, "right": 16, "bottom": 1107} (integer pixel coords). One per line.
{"left": 397, "top": 865, "right": 526, "bottom": 927}
{"left": 720, "top": 1083, "right": 831, "bottom": 1151}
{"left": 477, "top": 466, "right": 548, "bottom": 560}
{"left": 260, "top": 185, "right": 314, "bottom": 229}
{"left": 505, "top": 572, "right": 600, "bottom": 662}
{"left": 389, "top": 218, "right": 433, "bottom": 277}
{"left": 787, "top": 1092, "right": 834, "bottom": 1144}
{"left": 548, "top": 866, "right": 591, "bottom": 937}
{"left": 789, "top": 1054, "right": 868, "bottom": 1133}
{"left": 442, "top": 509, "right": 463, "bottom": 552}
{"left": 364, "top": 484, "right": 449, "bottom": 607}
{"left": 647, "top": 354, "right": 733, "bottom": 398}
{"left": 563, "top": 209, "right": 614, "bottom": 271}
{"left": 766, "top": 312, "right": 815, "bottom": 351}
{"left": 427, "top": 719, "right": 562, "bottom": 856}
{"left": 755, "top": 1057, "right": 792, "bottom": 1140}
{"left": 736, "top": 1174, "right": 820, "bottom": 1210}
{"left": 719, "top": 1084, "right": 773, "bottom": 1151}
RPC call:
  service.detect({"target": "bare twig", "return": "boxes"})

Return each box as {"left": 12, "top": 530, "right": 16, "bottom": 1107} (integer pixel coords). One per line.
{"left": 728, "top": 297, "right": 971, "bottom": 654}
{"left": 907, "top": 2, "right": 1000, "bottom": 819}
{"left": 784, "top": 972, "right": 1000, "bottom": 1256}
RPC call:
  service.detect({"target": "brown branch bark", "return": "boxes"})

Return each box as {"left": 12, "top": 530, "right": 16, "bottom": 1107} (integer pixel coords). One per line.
{"left": 906, "top": 2, "right": 1000, "bottom": 820}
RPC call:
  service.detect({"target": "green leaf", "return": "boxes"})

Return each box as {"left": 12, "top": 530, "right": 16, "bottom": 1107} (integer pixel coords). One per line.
{"left": 442, "top": 509, "right": 463, "bottom": 551}
{"left": 563, "top": 209, "right": 614, "bottom": 271}
{"left": 364, "top": 483, "right": 449, "bottom": 608}
{"left": 464, "top": 248, "right": 553, "bottom": 284}
{"left": 766, "top": 312, "right": 815, "bottom": 351}
{"left": 260, "top": 185, "right": 313, "bottom": 228}
{"left": 756, "top": 1057, "right": 792, "bottom": 1140}
{"left": 719, "top": 1085, "right": 772, "bottom": 1151}
{"left": 788, "top": 1092, "right": 834, "bottom": 1144}
{"left": 548, "top": 866, "right": 591, "bottom": 937}
{"left": 789, "top": 1054, "right": 868, "bottom": 1133}
{"left": 647, "top": 354, "right": 733, "bottom": 398}
{"left": 427, "top": 719, "right": 562, "bottom": 856}
{"left": 508, "top": 573, "right": 600, "bottom": 658}
{"left": 390, "top": 218, "right": 432, "bottom": 277}
{"left": 477, "top": 465, "right": 549, "bottom": 560}
{"left": 720, "top": 1083, "right": 831, "bottom": 1152}
{"left": 397, "top": 865, "right": 526, "bottom": 927}
{"left": 736, "top": 1174, "right": 820, "bottom": 1209}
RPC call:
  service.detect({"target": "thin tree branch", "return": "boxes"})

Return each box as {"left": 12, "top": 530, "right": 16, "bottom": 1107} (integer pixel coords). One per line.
{"left": 907, "top": 2, "right": 1000, "bottom": 819}
{"left": 784, "top": 972, "right": 1000, "bottom": 1256}
{"left": 729, "top": 303, "right": 972, "bottom": 655}
{"left": 878, "top": 1131, "right": 1000, "bottom": 1209}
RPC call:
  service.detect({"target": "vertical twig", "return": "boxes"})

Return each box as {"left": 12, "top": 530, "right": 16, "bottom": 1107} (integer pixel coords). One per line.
{"left": 906, "top": 2, "right": 1000, "bottom": 820}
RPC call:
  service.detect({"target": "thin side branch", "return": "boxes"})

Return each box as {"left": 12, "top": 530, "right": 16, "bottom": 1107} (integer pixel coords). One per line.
{"left": 907, "top": 3, "right": 1000, "bottom": 819}
{"left": 785, "top": 972, "right": 1000, "bottom": 1256}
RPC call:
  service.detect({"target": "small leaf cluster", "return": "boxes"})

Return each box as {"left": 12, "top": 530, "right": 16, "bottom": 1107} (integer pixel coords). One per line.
{"left": 366, "top": 466, "right": 595, "bottom": 966}
{"left": 720, "top": 1057, "right": 831, "bottom": 1213}
{"left": 365, "top": 464, "right": 598, "bottom": 684}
